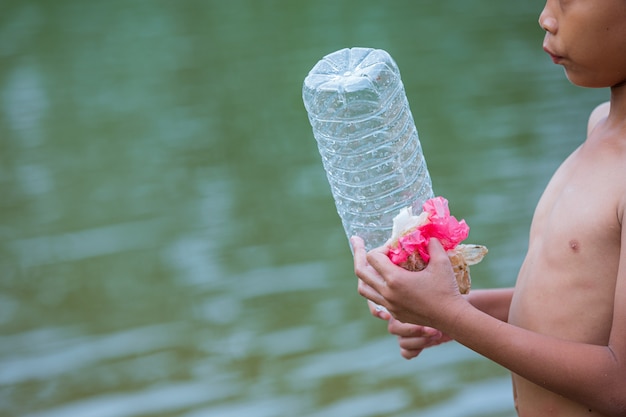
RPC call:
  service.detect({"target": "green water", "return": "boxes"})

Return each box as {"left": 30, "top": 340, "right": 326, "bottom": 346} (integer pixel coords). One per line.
{"left": 0, "top": 1, "right": 607, "bottom": 416}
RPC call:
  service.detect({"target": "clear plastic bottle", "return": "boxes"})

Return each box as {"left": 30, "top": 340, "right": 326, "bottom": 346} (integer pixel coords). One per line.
{"left": 303, "top": 47, "right": 434, "bottom": 250}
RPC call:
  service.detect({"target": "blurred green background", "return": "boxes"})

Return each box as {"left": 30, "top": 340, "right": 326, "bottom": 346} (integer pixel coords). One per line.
{"left": 0, "top": 1, "right": 606, "bottom": 416}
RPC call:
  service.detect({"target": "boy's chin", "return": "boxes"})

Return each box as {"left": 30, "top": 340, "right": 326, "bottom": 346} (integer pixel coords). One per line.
{"left": 564, "top": 69, "right": 621, "bottom": 89}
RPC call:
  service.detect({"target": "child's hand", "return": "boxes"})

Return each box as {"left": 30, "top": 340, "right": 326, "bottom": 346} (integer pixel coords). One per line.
{"left": 352, "top": 236, "right": 467, "bottom": 329}
{"left": 364, "top": 299, "right": 392, "bottom": 320}
{"left": 387, "top": 317, "right": 452, "bottom": 359}
{"left": 364, "top": 298, "right": 452, "bottom": 359}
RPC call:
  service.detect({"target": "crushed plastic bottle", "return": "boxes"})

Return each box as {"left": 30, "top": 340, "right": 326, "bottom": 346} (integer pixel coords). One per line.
{"left": 303, "top": 47, "right": 434, "bottom": 250}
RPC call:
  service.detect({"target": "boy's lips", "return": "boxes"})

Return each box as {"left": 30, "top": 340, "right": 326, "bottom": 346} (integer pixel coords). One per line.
{"left": 543, "top": 46, "right": 563, "bottom": 64}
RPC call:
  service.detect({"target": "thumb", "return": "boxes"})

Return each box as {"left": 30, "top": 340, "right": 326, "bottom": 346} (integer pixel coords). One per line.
{"left": 427, "top": 238, "right": 449, "bottom": 262}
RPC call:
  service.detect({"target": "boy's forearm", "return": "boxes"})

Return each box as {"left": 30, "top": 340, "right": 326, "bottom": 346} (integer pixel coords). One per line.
{"left": 465, "top": 287, "right": 513, "bottom": 322}
{"left": 438, "top": 302, "right": 626, "bottom": 416}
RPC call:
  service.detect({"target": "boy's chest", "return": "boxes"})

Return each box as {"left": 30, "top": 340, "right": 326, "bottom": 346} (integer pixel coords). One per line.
{"left": 512, "top": 142, "right": 624, "bottom": 343}
{"left": 531, "top": 145, "right": 623, "bottom": 251}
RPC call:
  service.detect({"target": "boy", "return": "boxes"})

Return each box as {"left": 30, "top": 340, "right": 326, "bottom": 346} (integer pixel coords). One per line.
{"left": 352, "top": 0, "right": 626, "bottom": 415}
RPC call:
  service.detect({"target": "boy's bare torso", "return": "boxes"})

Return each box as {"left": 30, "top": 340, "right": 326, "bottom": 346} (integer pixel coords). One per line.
{"left": 508, "top": 107, "right": 626, "bottom": 416}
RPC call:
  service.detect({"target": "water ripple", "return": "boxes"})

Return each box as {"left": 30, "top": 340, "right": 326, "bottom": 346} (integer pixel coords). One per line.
{"left": 22, "top": 380, "right": 237, "bottom": 417}
{"left": 8, "top": 219, "right": 165, "bottom": 268}
{"left": 0, "top": 323, "right": 187, "bottom": 385}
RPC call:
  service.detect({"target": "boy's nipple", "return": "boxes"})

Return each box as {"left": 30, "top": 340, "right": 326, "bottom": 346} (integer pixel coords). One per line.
{"left": 569, "top": 239, "right": 580, "bottom": 253}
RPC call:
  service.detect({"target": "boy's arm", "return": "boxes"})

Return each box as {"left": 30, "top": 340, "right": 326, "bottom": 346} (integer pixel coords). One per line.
{"left": 365, "top": 287, "right": 515, "bottom": 322}
{"left": 465, "top": 288, "right": 513, "bottom": 322}
{"left": 355, "top": 237, "right": 626, "bottom": 416}
{"left": 443, "top": 296, "right": 626, "bottom": 416}
{"left": 362, "top": 288, "right": 514, "bottom": 360}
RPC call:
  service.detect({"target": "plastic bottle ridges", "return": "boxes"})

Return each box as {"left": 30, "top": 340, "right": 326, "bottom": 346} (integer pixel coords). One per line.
{"left": 303, "top": 47, "right": 434, "bottom": 250}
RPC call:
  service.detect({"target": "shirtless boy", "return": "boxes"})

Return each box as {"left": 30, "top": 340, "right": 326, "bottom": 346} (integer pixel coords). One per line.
{"left": 353, "top": 0, "right": 626, "bottom": 415}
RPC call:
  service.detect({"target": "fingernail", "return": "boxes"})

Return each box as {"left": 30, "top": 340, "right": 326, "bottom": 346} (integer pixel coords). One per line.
{"left": 375, "top": 305, "right": 389, "bottom": 314}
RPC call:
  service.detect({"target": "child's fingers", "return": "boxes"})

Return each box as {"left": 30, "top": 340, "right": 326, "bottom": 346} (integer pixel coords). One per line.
{"left": 357, "top": 278, "right": 388, "bottom": 308}
{"left": 351, "top": 236, "right": 371, "bottom": 277}
{"left": 367, "top": 300, "right": 391, "bottom": 320}
{"left": 426, "top": 238, "right": 449, "bottom": 262}
{"left": 352, "top": 237, "right": 387, "bottom": 293}
{"left": 388, "top": 317, "right": 441, "bottom": 338}
{"left": 399, "top": 347, "right": 424, "bottom": 360}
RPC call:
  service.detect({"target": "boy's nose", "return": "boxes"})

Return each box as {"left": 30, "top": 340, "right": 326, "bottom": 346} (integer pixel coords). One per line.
{"left": 538, "top": 10, "right": 557, "bottom": 34}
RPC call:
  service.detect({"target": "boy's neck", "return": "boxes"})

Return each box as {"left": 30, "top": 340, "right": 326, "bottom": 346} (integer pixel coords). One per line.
{"left": 609, "top": 83, "right": 626, "bottom": 125}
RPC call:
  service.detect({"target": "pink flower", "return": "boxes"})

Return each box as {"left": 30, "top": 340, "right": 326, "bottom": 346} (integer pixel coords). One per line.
{"left": 389, "top": 228, "right": 428, "bottom": 264}
{"left": 388, "top": 245, "right": 409, "bottom": 264}
{"left": 390, "top": 196, "right": 469, "bottom": 265}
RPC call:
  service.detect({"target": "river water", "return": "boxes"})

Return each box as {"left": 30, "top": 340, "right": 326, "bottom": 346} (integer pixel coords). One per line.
{"left": 0, "top": 1, "right": 607, "bottom": 416}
